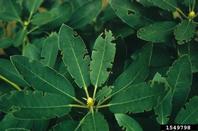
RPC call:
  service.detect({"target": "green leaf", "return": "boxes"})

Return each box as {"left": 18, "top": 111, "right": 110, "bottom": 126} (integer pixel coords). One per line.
{"left": 110, "top": 0, "right": 150, "bottom": 28}
{"left": 68, "top": 0, "right": 102, "bottom": 29}
{"left": 0, "top": 0, "right": 21, "bottom": 21}
{"left": 0, "top": 114, "right": 48, "bottom": 131}
{"left": 10, "top": 55, "right": 75, "bottom": 99}
{"left": 22, "top": 44, "right": 40, "bottom": 61}
{"left": 6, "top": 128, "right": 30, "bottom": 131}
{"left": 0, "top": 38, "right": 13, "bottom": 48}
{"left": 52, "top": 120, "right": 78, "bottom": 131}
{"left": 30, "top": 37, "right": 45, "bottom": 50}
{"left": 69, "top": 0, "right": 91, "bottom": 10}
{"left": 182, "top": 0, "right": 195, "bottom": 7}
{"left": 115, "top": 113, "right": 143, "bottom": 131}
{"left": 178, "top": 42, "right": 198, "bottom": 73}
{"left": 31, "top": 2, "right": 72, "bottom": 28}
{"left": 166, "top": 55, "right": 192, "bottom": 112}
{"left": 0, "top": 91, "right": 72, "bottom": 119}
{"left": 148, "top": 0, "right": 177, "bottom": 11}
{"left": 0, "top": 114, "right": 32, "bottom": 130}
{"left": 175, "top": 96, "right": 198, "bottom": 124}
{"left": 152, "top": 73, "right": 172, "bottom": 124}
{"left": 109, "top": 82, "right": 164, "bottom": 113}
{"left": 14, "top": 29, "right": 27, "bottom": 47}
{"left": 90, "top": 30, "right": 116, "bottom": 87}
{"left": 40, "top": 33, "right": 58, "bottom": 67}
{"left": 174, "top": 20, "right": 197, "bottom": 45}
{"left": 24, "top": 0, "right": 43, "bottom": 14}
{"left": 136, "top": 0, "right": 153, "bottom": 7}
{"left": 0, "top": 59, "right": 29, "bottom": 87}
{"left": 137, "top": 21, "right": 176, "bottom": 43}
{"left": 155, "top": 90, "right": 172, "bottom": 124}
{"left": 96, "top": 86, "right": 112, "bottom": 102}
{"left": 59, "top": 24, "right": 90, "bottom": 88}
{"left": 81, "top": 112, "right": 109, "bottom": 131}
{"left": 112, "top": 44, "right": 153, "bottom": 94}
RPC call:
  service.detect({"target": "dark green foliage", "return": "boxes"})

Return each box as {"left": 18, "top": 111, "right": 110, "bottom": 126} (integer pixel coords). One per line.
{"left": 0, "top": 0, "right": 197, "bottom": 130}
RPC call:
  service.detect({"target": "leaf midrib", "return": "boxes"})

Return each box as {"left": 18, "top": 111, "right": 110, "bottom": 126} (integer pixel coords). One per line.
{"left": 70, "top": 42, "right": 87, "bottom": 88}
{"left": 179, "top": 21, "right": 190, "bottom": 39}
{"left": 95, "top": 36, "right": 107, "bottom": 87}
{"left": 16, "top": 105, "right": 70, "bottom": 109}
{"left": 119, "top": 118, "right": 135, "bottom": 131}
{"left": 110, "top": 94, "right": 157, "bottom": 106}
{"left": 180, "top": 108, "right": 198, "bottom": 124}
{"left": 14, "top": 61, "right": 74, "bottom": 99}
{"left": 111, "top": 66, "right": 145, "bottom": 99}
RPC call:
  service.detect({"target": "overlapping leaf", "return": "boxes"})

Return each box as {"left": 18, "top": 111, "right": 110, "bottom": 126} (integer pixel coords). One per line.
{"left": 110, "top": 83, "right": 164, "bottom": 113}
{"left": 32, "top": 2, "right": 72, "bottom": 29}
{"left": 52, "top": 120, "right": 78, "bottom": 131}
{"left": 137, "top": 21, "right": 176, "bottom": 43}
{"left": 148, "top": 0, "right": 177, "bottom": 11}
{"left": 0, "top": 59, "right": 29, "bottom": 87}
{"left": 112, "top": 44, "right": 153, "bottom": 94}
{"left": 0, "top": 114, "right": 48, "bottom": 131}
{"left": 14, "top": 28, "right": 27, "bottom": 47}
{"left": 178, "top": 42, "right": 198, "bottom": 73}
{"left": 40, "top": 33, "right": 58, "bottom": 67}
{"left": 115, "top": 114, "right": 143, "bottom": 131}
{"left": 90, "top": 30, "right": 116, "bottom": 87}
{"left": 0, "top": 0, "right": 21, "bottom": 21}
{"left": 175, "top": 96, "right": 198, "bottom": 124}
{"left": 68, "top": 0, "right": 102, "bottom": 29}
{"left": 23, "top": 44, "right": 40, "bottom": 61}
{"left": 166, "top": 55, "right": 192, "bottom": 112}
{"left": 10, "top": 55, "right": 75, "bottom": 99}
{"left": 110, "top": 0, "right": 150, "bottom": 28}
{"left": 59, "top": 24, "right": 90, "bottom": 88}
{"left": 96, "top": 86, "right": 112, "bottom": 102}
{"left": 152, "top": 73, "right": 172, "bottom": 124}
{"left": 0, "top": 38, "right": 13, "bottom": 48}
{"left": 80, "top": 112, "right": 109, "bottom": 131}
{"left": 174, "top": 20, "right": 197, "bottom": 45}
{"left": 24, "top": 0, "right": 43, "bottom": 14}
{"left": 0, "top": 91, "right": 72, "bottom": 119}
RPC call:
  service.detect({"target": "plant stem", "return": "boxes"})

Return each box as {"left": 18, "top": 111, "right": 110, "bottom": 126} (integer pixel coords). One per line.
{"left": 176, "top": 8, "right": 188, "bottom": 19}
{"left": 97, "top": 104, "right": 111, "bottom": 109}
{"left": 27, "top": 26, "right": 39, "bottom": 34}
{"left": 192, "top": 0, "right": 196, "bottom": 11}
{"left": 93, "top": 85, "right": 97, "bottom": 100}
{"left": 192, "top": 21, "right": 198, "bottom": 25}
{"left": 189, "top": 0, "right": 192, "bottom": 12}
{"left": 0, "top": 75, "right": 22, "bottom": 91}
{"left": 22, "top": 26, "right": 28, "bottom": 50}
{"left": 84, "top": 85, "right": 90, "bottom": 98}
{"left": 17, "top": 19, "right": 23, "bottom": 26}
{"left": 69, "top": 104, "right": 87, "bottom": 109}
{"left": 74, "top": 112, "right": 90, "bottom": 131}
{"left": 97, "top": 91, "right": 117, "bottom": 106}
{"left": 163, "top": 0, "right": 188, "bottom": 19}
{"left": 72, "top": 97, "right": 85, "bottom": 105}
{"left": 28, "top": 11, "right": 34, "bottom": 24}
